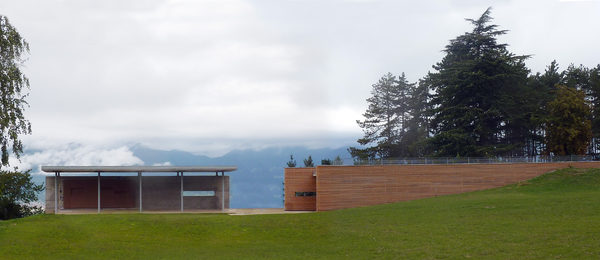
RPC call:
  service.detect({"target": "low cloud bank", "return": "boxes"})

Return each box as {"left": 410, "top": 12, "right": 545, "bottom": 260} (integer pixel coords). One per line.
{"left": 9, "top": 144, "right": 143, "bottom": 175}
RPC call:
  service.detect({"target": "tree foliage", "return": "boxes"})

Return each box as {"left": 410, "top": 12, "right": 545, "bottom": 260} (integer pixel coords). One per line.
{"left": 332, "top": 155, "right": 344, "bottom": 165}
{"left": 0, "top": 16, "right": 40, "bottom": 220}
{"left": 427, "top": 7, "right": 529, "bottom": 157}
{"left": 521, "top": 61, "right": 562, "bottom": 156}
{"left": 286, "top": 155, "right": 296, "bottom": 167}
{"left": 350, "top": 72, "right": 422, "bottom": 160}
{"left": 546, "top": 85, "right": 592, "bottom": 155}
{"left": 350, "top": 7, "right": 600, "bottom": 159}
{"left": 0, "top": 169, "right": 43, "bottom": 220}
{"left": 588, "top": 66, "right": 600, "bottom": 153}
{"left": 303, "top": 156, "right": 314, "bottom": 167}
{"left": 0, "top": 16, "right": 32, "bottom": 166}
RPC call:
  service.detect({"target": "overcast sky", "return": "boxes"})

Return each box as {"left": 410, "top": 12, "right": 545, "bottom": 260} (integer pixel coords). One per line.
{"left": 1, "top": 0, "right": 600, "bottom": 162}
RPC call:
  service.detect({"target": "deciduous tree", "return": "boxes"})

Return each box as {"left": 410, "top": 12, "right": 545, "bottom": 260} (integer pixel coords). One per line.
{"left": 0, "top": 169, "right": 43, "bottom": 220}
{"left": 0, "top": 15, "right": 31, "bottom": 165}
{"left": 0, "top": 16, "right": 41, "bottom": 220}
{"left": 546, "top": 85, "right": 592, "bottom": 155}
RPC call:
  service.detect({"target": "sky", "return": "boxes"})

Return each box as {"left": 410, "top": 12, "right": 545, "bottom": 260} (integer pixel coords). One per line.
{"left": 1, "top": 0, "right": 600, "bottom": 166}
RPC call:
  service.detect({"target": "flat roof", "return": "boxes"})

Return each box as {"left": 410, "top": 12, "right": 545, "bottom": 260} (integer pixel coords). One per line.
{"left": 41, "top": 166, "right": 237, "bottom": 173}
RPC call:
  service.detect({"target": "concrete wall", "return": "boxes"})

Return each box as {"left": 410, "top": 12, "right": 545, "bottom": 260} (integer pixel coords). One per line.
{"left": 284, "top": 162, "right": 600, "bottom": 211}
{"left": 46, "top": 175, "right": 229, "bottom": 213}
{"left": 284, "top": 168, "right": 316, "bottom": 211}
{"left": 45, "top": 176, "right": 56, "bottom": 214}
{"left": 184, "top": 176, "right": 229, "bottom": 211}
{"left": 141, "top": 176, "right": 229, "bottom": 211}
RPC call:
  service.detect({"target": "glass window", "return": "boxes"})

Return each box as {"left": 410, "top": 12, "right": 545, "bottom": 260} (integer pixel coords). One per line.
{"left": 295, "top": 192, "right": 316, "bottom": 197}
{"left": 183, "top": 190, "right": 215, "bottom": 196}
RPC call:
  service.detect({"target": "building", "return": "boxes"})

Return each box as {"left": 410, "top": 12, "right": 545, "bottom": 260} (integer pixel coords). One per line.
{"left": 284, "top": 162, "right": 600, "bottom": 211}
{"left": 43, "top": 166, "right": 236, "bottom": 213}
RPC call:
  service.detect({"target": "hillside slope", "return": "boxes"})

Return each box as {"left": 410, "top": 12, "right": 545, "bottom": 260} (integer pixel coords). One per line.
{"left": 2, "top": 167, "right": 600, "bottom": 259}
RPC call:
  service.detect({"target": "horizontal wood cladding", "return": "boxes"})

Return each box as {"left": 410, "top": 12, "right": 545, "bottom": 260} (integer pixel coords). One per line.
{"left": 315, "top": 162, "right": 600, "bottom": 211}
{"left": 284, "top": 168, "right": 316, "bottom": 211}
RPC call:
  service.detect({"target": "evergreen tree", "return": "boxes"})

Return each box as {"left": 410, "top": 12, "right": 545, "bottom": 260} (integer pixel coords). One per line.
{"left": 347, "top": 146, "right": 377, "bottom": 164}
{"left": 523, "top": 61, "right": 563, "bottom": 155}
{"left": 303, "top": 156, "right": 314, "bottom": 167}
{"left": 321, "top": 159, "right": 332, "bottom": 165}
{"left": 546, "top": 85, "right": 591, "bottom": 155}
{"left": 560, "top": 63, "right": 600, "bottom": 155}
{"left": 332, "top": 155, "right": 344, "bottom": 165}
{"left": 540, "top": 61, "right": 563, "bottom": 88}
{"left": 427, "top": 7, "right": 529, "bottom": 157}
{"left": 588, "top": 65, "right": 600, "bottom": 154}
{"left": 563, "top": 64, "right": 590, "bottom": 92}
{"left": 350, "top": 72, "right": 413, "bottom": 159}
{"left": 286, "top": 155, "right": 296, "bottom": 167}
{"left": 403, "top": 76, "right": 432, "bottom": 156}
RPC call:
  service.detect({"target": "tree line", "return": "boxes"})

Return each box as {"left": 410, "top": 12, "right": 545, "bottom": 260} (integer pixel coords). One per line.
{"left": 286, "top": 155, "right": 344, "bottom": 167}
{"left": 350, "top": 8, "right": 600, "bottom": 161}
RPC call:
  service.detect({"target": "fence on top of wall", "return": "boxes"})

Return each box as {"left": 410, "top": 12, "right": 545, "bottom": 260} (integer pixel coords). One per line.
{"left": 334, "top": 155, "right": 599, "bottom": 166}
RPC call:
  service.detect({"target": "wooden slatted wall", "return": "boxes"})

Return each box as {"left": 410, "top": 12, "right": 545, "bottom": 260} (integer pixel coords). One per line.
{"left": 314, "top": 162, "right": 600, "bottom": 211}
{"left": 284, "top": 168, "right": 316, "bottom": 211}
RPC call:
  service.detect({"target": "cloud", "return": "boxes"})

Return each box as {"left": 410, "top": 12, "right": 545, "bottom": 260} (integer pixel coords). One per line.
{"left": 8, "top": 144, "right": 143, "bottom": 175}
{"left": 0, "top": 0, "right": 598, "bottom": 156}
{"left": 152, "top": 161, "right": 172, "bottom": 166}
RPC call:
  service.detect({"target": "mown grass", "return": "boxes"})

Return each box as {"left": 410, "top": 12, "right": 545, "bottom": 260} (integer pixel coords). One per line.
{"left": 2, "top": 167, "right": 600, "bottom": 259}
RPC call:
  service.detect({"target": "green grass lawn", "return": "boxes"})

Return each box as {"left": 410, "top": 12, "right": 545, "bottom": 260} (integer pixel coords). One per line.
{"left": 2, "top": 167, "right": 600, "bottom": 259}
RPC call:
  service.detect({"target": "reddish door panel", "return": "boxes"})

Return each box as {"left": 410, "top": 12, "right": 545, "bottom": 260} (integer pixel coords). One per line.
{"left": 63, "top": 179, "right": 97, "bottom": 209}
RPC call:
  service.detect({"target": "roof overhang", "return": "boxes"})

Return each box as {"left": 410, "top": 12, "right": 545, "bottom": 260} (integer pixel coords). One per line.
{"left": 41, "top": 166, "right": 237, "bottom": 173}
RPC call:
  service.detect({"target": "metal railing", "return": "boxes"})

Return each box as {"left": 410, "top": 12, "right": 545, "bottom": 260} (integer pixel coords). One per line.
{"left": 344, "top": 155, "right": 598, "bottom": 166}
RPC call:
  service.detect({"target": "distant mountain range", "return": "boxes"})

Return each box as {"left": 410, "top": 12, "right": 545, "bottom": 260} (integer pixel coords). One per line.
{"left": 130, "top": 144, "right": 351, "bottom": 208}
{"left": 31, "top": 144, "right": 351, "bottom": 208}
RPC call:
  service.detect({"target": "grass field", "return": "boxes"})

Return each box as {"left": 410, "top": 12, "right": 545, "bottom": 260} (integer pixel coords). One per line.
{"left": 2, "top": 167, "right": 600, "bottom": 259}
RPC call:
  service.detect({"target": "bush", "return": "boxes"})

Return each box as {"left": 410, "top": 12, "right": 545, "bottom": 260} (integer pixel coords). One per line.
{"left": 0, "top": 170, "right": 44, "bottom": 220}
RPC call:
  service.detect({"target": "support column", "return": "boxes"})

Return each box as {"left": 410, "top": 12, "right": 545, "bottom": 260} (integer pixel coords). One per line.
{"left": 138, "top": 172, "right": 142, "bottom": 213}
{"left": 180, "top": 172, "right": 184, "bottom": 212}
{"left": 54, "top": 172, "right": 58, "bottom": 214}
{"left": 222, "top": 171, "right": 225, "bottom": 211}
{"left": 97, "top": 172, "right": 101, "bottom": 213}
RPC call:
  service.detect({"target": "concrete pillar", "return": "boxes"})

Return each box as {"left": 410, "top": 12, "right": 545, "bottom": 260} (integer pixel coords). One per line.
{"left": 54, "top": 172, "right": 58, "bottom": 214}
{"left": 221, "top": 172, "right": 225, "bottom": 211}
{"left": 97, "top": 172, "right": 101, "bottom": 213}
{"left": 180, "top": 172, "right": 184, "bottom": 212}
{"left": 139, "top": 172, "right": 142, "bottom": 212}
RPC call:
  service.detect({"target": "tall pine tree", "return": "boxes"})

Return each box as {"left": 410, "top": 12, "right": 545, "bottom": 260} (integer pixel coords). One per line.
{"left": 588, "top": 65, "right": 600, "bottom": 154}
{"left": 521, "top": 61, "right": 562, "bottom": 156}
{"left": 350, "top": 72, "right": 414, "bottom": 160}
{"left": 427, "top": 8, "right": 529, "bottom": 157}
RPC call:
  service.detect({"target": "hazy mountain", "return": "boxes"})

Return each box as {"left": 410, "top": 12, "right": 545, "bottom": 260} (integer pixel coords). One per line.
{"left": 130, "top": 145, "right": 350, "bottom": 208}
{"left": 30, "top": 145, "right": 351, "bottom": 208}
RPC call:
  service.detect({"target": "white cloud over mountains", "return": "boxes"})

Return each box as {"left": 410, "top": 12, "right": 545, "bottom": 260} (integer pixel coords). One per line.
{"left": 9, "top": 144, "right": 143, "bottom": 175}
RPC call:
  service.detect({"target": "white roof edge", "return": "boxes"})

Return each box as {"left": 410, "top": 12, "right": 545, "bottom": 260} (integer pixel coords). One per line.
{"left": 41, "top": 166, "right": 238, "bottom": 173}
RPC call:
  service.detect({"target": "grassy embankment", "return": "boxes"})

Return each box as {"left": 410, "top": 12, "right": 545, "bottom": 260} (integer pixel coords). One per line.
{"left": 1, "top": 167, "right": 600, "bottom": 259}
